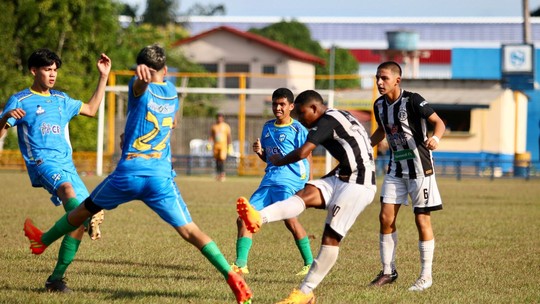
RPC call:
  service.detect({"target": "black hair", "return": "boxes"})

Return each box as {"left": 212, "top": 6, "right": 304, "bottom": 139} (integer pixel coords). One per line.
{"left": 294, "top": 90, "right": 324, "bottom": 106}
{"left": 272, "top": 88, "right": 294, "bottom": 103}
{"left": 136, "top": 44, "right": 166, "bottom": 71}
{"left": 27, "top": 48, "right": 62, "bottom": 70}
{"left": 377, "top": 61, "right": 402, "bottom": 76}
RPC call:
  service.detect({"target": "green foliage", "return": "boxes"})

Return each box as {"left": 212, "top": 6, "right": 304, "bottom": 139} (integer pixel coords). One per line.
{"left": 0, "top": 0, "right": 219, "bottom": 150}
{"left": 1, "top": 129, "right": 19, "bottom": 150}
{"left": 249, "top": 20, "right": 359, "bottom": 89}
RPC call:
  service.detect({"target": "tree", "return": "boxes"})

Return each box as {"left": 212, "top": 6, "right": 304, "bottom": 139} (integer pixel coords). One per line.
{"left": 0, "top": 0, "right": 122, "bottom": 151}
{"left": 249, "top": 20, "right": 359, "bottom": 89}
{"left": 531, "top": 6, "right": 540, "bottom": 16}
{"left": 187, "top": 3, "right": 226, "bottom": 16}
{"left": 142, "top": 0, "right": 178, "bottom": 26}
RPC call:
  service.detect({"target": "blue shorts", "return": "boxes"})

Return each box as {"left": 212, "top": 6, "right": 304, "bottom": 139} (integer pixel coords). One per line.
{"left": 90, "top": 173, "right": 192, "bottom": 228}
{"left": 249, "top": 185, "right": 297, "bottom": 211}
{"left": 31, "top": 163, "right": 89, "bottom": 206}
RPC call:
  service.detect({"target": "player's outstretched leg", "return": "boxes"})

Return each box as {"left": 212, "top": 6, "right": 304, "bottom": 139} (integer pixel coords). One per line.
{"left": 276, "top": 288, "right": 315, "bottom": 304}
{"left": 87, "top": 210, "right": 104, "bottom": 240}
{"left": 227, "top": 271, "right": 253, "bottom": 304}
{"left": 23, "top": 218, "right": 47, "bottom": 255}
{"left": 236, "top": 197, "right": 261, "bottom": 233}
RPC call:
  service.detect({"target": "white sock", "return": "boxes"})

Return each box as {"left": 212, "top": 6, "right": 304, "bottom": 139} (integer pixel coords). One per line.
{"left": 299, "top": 245, "right": 339, "bottom": 294}
{"left": 380, "top": 232, "right": 397, "bottom": 274}
{"left": 259, "top": 195, "right": 306, "bottom": 224}
{"left": 419, "top": 239, "right": 435, "bottom": 279}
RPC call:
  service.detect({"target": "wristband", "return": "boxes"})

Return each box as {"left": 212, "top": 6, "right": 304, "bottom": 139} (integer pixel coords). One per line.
{"left": 432, "top": 135, "right": 440, "bottom": 143}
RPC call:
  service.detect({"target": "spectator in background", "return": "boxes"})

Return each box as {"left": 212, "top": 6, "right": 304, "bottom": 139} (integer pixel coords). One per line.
{"left": 210, "top": 113, "right": 232, "bottom": 181}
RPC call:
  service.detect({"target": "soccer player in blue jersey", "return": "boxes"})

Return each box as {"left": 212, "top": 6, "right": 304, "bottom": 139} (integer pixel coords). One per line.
{"left": 21, "top": 44, "right": 253, "bottom": 304}
{"left": 232, "top": 88, "right": 313, "bottom": 276}
{"left": 0, "top": 48, "right": 110, "bottom": 292}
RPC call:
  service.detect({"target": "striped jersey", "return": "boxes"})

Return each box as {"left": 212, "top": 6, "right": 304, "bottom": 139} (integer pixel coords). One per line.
{"left": 373, "top": 90, "right": 436, "bottom": 179}
{"left": 306, "top": 108, "right": 375, "bottom": 185}
{"left": 259, "top": 118, "right": 309, "bottom": 189}
{"left": 114, "top": 77, "right": 178, "bottom": 177}
{"left": 2, "top": 88, "right": 82, "bottom": 173}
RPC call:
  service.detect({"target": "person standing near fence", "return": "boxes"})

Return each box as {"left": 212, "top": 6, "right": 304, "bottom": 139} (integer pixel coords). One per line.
{"left": 231, "top": 88, "right": 313, "bottom": 277}
{"left": 21, "top": 44, "right": 253, "bottom": 303}
{"left": 369, "top": 61, "right": 446, "bottom": 291}
{"left": 210, "top": 113, "right": 232, "bottom": 181}
{"left": 0, "top": 48, "right": 108, "bottom": 292}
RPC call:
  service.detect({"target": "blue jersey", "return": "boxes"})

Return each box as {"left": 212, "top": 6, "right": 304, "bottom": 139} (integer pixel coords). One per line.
{"left": 259, "top": 119, "right": 309, "bottom": 189}
{"left": 2, "top": 88, "right": 82, "bottom": 174}
{"left": 114, "top": 77, "right": 178, "bottom": 177}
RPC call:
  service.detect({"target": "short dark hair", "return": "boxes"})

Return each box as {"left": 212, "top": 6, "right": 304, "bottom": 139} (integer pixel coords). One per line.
{"left": 136, "top": 44, "right": 166, "bottom": 71}
{"left": 294, "top": 90, "right": 324, "bottom": 106}
{"left": 27, "top": 48, "right": 62, "bottom": 70}
{"left": 272, "top": 88, "right": 294, "bottom": 103}
{"left": 377, "top": 61, "right": 402, "bottom": 76}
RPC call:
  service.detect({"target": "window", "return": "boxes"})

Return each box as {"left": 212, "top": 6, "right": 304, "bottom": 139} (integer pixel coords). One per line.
{"left": 262, "top": 65, "right": 276, "bottom": 74}
{"left": 225, "top": 64, "right": 250, "bottom": 98}
{"left": 433, "top": 109, "right": 471, "bottom": 133}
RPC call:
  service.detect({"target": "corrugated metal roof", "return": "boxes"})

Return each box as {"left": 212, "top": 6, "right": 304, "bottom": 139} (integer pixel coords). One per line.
{"left": 181, "top": 16, "right": 540, "bottom": 49}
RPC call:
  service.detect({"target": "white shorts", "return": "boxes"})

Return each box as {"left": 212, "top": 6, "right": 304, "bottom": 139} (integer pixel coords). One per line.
{"left": 308, "top": 176, "right": 376, "bottom": 239}
{"left": 380, "top": 174, "right": 443, "bottom": 213}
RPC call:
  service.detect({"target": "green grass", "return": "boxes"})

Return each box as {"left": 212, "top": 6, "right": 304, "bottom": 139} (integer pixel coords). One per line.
{"left": 0, "top": 172, "right": 539, "bottom": 303}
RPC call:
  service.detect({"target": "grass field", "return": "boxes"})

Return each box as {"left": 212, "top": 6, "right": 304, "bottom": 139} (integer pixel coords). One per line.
{"left": 0, "top": 172, "right": 539, "bottom": 303}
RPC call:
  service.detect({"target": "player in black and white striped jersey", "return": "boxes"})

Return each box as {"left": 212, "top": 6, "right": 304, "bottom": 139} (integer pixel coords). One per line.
{"left": 369, "top": 61, "right": 446, "bottom": 292}
{"left": 236, "top": 89, "right": 377, "bottom": 303}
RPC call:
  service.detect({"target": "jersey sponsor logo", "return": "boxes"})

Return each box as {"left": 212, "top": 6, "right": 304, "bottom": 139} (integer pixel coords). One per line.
{"left": 40, "top": 122, "right": 61, "bottom": 135}
{"left": 394, "top": 149, "right": 415, "bottom": 161}
{"left": 398, "top": 109, "right": 408, "bottom": 121}
{"left": 148, "top": 99, "right": 175, "bottom": 114}
{"left": 265, "top": 146, "right": 282, "bottom": 155}
{"left": 36, "top": 105, "right": 45, "bottom": 115}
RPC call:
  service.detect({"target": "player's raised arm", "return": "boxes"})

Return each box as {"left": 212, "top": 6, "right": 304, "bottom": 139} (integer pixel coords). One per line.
{"left": 80, "top": 53, "right": 112, "bottom": 117}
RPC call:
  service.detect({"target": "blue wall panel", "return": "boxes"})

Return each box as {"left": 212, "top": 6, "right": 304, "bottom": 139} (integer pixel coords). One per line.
{"left": 451, "top": 48, "right": 500, "bottom": 79}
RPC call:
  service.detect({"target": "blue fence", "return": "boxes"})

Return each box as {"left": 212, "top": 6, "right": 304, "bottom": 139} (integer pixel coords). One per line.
{"left": 172, "top": 155, "right": 539, "bottom": 180}
{"left": 376, "top": 157, "right": 539, "bottom": 180}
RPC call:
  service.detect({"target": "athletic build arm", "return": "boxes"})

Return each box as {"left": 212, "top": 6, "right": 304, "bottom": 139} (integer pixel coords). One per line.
{"left": 80, "top": 54, "right": 112, "bottom": 117}
{"left": 270, "top": 141, "right": 317, "bottom": 167}
{"left": 370, "top": 126, "right": 386, "bottom": 147}
{"left": 426, "top": 112, "right": 446, "bottom": 150}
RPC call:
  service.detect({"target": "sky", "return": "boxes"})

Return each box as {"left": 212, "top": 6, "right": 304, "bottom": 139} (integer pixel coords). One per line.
{"left": 121, "top": 0, "right": 540, "bottom": 17}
